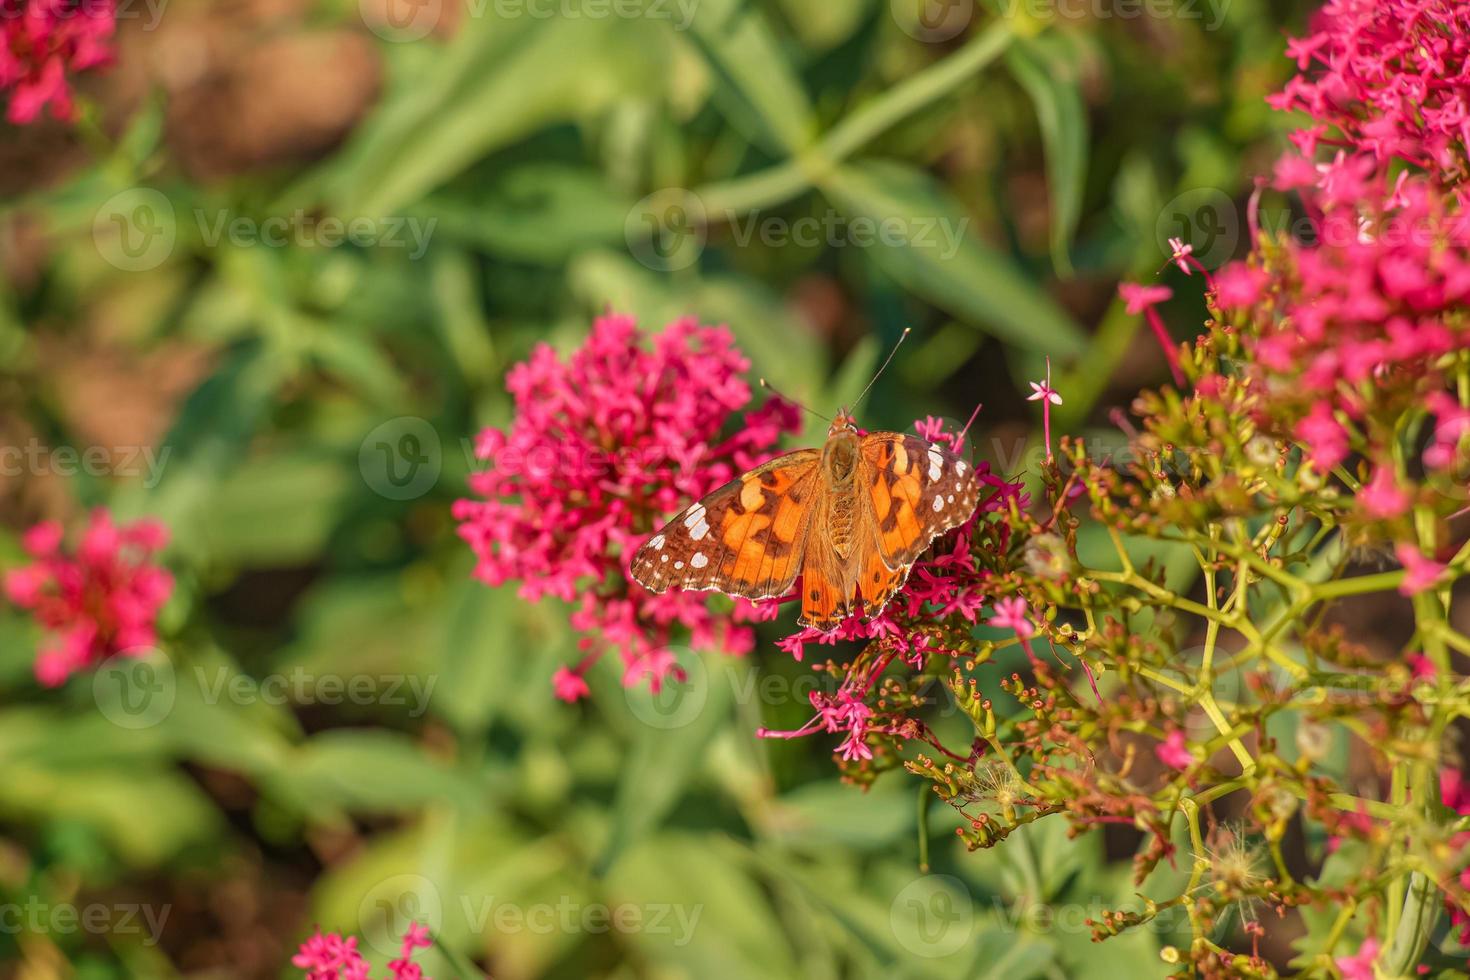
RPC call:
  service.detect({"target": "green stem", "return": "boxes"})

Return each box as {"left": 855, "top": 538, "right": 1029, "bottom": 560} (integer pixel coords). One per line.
{"left": 695, "top": 22, "right": 1017, "bottom": 215}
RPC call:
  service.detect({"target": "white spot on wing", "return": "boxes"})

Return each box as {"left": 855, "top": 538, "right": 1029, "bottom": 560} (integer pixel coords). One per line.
{"left": 691, "top": 553, "right": 709, "bottom": 568}
{"left": 648, "top": 534, "right": 665, "bottom": 551}
{"left": 955, "top": 460, "right": 967, "bottom": 476}
{"left": 927, "top": 448, "right": 943, "bottom": 481}
{"left": 661, "top": 554, "right": 669, "bottom": 563}
{"left": 690, "top": 518, "right": 710, "bottom": 541}
{"left": 683, "top": 504, "right": 706, "bottom": 528}
{"left": 932, "top": 496, "right": 944, "bottom": 512}
{"left": 675, "top": 561, "right": 685, "bottom": 570}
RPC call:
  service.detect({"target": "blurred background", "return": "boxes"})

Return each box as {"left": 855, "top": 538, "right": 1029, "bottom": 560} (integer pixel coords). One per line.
{"left": 0, "top": 0, "right": 1317, "bottom": 975}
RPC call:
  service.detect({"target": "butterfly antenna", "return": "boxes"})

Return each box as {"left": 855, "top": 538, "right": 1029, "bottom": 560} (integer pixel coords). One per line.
{"left": 956, "top": 400, "right": 984, "bottom": 446}
{"left": 759, "top": 378, "right": 830, "bottom": 422}
{"left": 850, "top": 327, "right": 912, "bottom": 412}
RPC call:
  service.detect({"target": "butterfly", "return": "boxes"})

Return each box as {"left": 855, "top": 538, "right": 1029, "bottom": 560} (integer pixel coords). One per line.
{"left": 630, "top": 407, "right": 980, "bottom": 631}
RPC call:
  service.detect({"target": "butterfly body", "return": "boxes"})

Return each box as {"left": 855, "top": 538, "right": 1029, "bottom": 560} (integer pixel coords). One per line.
{"left": 631, "top": 410, "right": 979, "bottom": 631}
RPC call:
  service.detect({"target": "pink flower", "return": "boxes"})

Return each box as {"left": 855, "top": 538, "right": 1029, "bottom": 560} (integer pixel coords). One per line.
{"left": 1119, "top": 283, "right": 1185, "bottom": 386}
{"left": 1167, "top": 237, "right": 1195, "bottom": 274}
{"left": 1395, "top": 543, "right": 1447, "bottom": 596}
{"left": 1294, "top": 402, "right": 1349, "bottom": 472}
{"left": 987, "top": 597, "right": 1033, "bottom": 638}
{"left": 1118, "top": 282, "right": 1172, "bottom": 315}
{"left": 294, "top": 921, "right": 433, "bottom": 980}
{"left": 1334, "top": 936, "right": 1379, "bottom": 980}
{"left": 4, "top": 510, "right": 172, "bottom": 687}
{"left": 1, "top": 0, "right": 117, "bottom": 124}
{"left": 1027, "top": 379, "right": 1062, "bottom": 407}
{"left": 1271, "top": 1, "right": 1470, "bottom": 187}
{"left": 1359, "top": 466, "right": 1410, "bottom": 520}
{"left": 551, "top": 666, "right": 591, "bottom": 703}
{"left": 1212, "top": 262, "right": 1269, "bottom": 309}
{"left": 1028, "top": 358, "right": 1062, "bottom": 461}
{"left": 454, "top": 314, "right": 800, "bottom": 699}
{"left": 1154, "top": 729, "right": 1194, "bottom": 771}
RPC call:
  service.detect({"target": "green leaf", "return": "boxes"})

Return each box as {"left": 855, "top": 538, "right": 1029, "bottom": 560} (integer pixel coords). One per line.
{"left": 418, "top": 165, "right": 634, "bottom": 264}
{"left": 598, "top": 650, "right": 733, "bottom": 871}
{"left": 606, "top": 834, "right": 802, "bottom": 977}
{"left": 1006, "top": 35, "right": 1089, "bottom": 277}
{"left": 820, "top": 160, "right": 1086, "bottom": 357}
{"left": 328, "top": 14, "right": 667, "bottom": 216}
{"left": 276, "top": 730, "right": 480, "bottom": 815}
{"left": 683, "top": 0, "right": 815, "bottom": 154}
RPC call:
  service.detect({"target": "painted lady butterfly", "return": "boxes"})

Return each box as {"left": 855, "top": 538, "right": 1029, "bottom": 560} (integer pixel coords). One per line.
{"left": 630, "top": 407, "right": 979, "bottom": 631}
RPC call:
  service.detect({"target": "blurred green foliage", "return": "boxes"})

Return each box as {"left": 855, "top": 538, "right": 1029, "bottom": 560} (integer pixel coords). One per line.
{"left": 0, "top": 0, "right": 1314, "bottom": 975}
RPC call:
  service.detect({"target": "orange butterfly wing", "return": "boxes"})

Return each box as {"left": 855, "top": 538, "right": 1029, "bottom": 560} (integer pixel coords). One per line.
{"left": 854, "top": 432, "right": 980, "bottom": 611}
{"left": 630, "top": 450, "right": 821, "bottom": 600}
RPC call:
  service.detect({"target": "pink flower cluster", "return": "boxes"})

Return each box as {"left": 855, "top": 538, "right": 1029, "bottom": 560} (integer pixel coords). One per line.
{"left": 1, "top": 0, "right": 115, "bottom": 124}
{"left": 1268, "top": 0, "right": 1470, "bottom": 188}
{"left": 1442, "top": 768, "right": 1470, "bottom": 946}
{"left": 454, "top": 313, "right": 800, "bottom": 699}
{"left": 4, "top": 510, "right": 172, "bottom": 687}
{"left": 293, "top": 922, "right": 432, "bottom": 980}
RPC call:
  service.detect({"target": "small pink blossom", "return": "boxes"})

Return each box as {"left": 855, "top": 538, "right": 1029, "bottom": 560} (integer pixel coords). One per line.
{"left": 1395, "top": 544, "right": 1447, "bottom": 596}
{"left": 1294, "top": 402, "right": 1349, "bottom": 472}
{"left": 1154, "top": 729, "right": 1194, "bottom": 771}
{"left": 1118, "top": 282, "right": 1172, "bottom": 315}
{"left": 1167, "top": 237, "right": 1194, "bottom": 274}
{"left": 1334, "top": 936, "right": 1379, "bottom": 980}
{"left": 1212, "top": 262, "right": 1269, "bottom": 309}
{"left": 987, "top": 597, "right": 1033, "bottom": 638}
{"left": 1028, "top": 358, "right": 1062, "bottom": 461}
{"left": 1359, "top": 466, "right": 1411, "bottom": 520}
{"left": 1, "top": 0, "right": 117, "bottom": 124}
{"left": 551, "top": 666, "right": 591, "bottom": 703}
{"left": 1027, "top": 379, "right": 1062, "bottom": 407}
{"left": 294, "top": 921, "right": 433, "bottom": 980}
{"left": 1119, "top": 283, "right": 1185, "bottom": 386}
{"left": 4, "top": 510, "right": 172, "bottom": 687}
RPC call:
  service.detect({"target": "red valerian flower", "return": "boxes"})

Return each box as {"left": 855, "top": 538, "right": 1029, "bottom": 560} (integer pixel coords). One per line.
{"left": 1154, "top": 730, "right": 1194, "bottom": 771}
{"left": 0, "top": 0, "right": 116, "bottom": 124}
{"left": 1268, "top": 0, "right": 1470, "bottom": 186}
{"left": 293, "top": 920, "right": 433, "bottom": 980}
{"left": 4, "top": 510, "right": 172, "bottom": 687}
{"left": 453, "top": 313, "right": 800, "bottom": 698}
